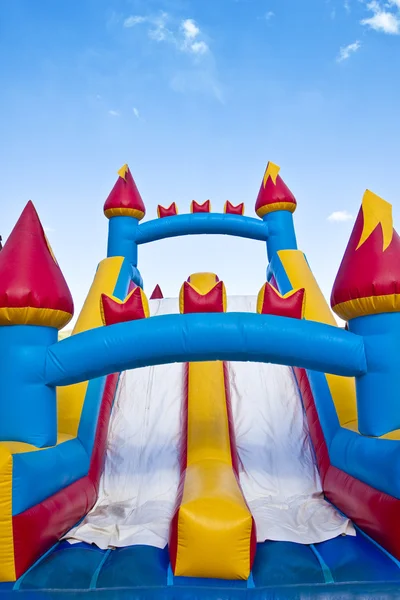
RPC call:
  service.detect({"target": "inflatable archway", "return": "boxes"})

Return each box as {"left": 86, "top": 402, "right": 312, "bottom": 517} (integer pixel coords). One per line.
{"left": 1, "top": 161, "right": 400, "bottom": 598}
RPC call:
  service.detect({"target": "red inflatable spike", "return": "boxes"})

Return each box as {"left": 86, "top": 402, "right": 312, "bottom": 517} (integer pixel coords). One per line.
{"left": 224, "top": 201, "right": 244, "bottom": 216}
{"left": 150, "top": 284, "right": 164, "bottom": 299}
{"left": 100, "top": 287, "right": 148, "bottom": 326}
{"left": 181, "top": 281, "right": 225, "bottom": 314}
{"left": 191, "top": 200, "right": 211, "bottom": 213}
{"left": 259, "top": 283, "right": 305, "bottom": 319}
{"left": 157, "top": 203, "right": 178, "bottom": 218}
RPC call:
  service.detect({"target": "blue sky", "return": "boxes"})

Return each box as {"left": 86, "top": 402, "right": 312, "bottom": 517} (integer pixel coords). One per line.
{"left": 1, "top": 0, "right": 399, "bottom": 326}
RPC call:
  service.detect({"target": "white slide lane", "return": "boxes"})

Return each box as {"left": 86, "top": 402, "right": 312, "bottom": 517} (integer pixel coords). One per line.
{"left": 66, "top": 296, "right": 354, "bottom": 549}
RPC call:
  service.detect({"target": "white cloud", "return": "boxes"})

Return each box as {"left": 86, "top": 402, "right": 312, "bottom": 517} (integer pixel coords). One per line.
{"left": 190, "top": 40, "right": 209, "bottom": 54}
{"left": 108, "top": 110, "right": 120, "bottom": 117}
{"left": 123, "top": 12, "right": 217, "bottom": 99}
{"left": 265, "top": 11, "right": 275, "bottom": 20}
{"left": 337, "top": 40, "right": 361, "bottom": 61}
{"left": 361, "top": 1, "right": 400, "bottom": 34}
{"left": 123, "top": 12, "right": 209, "bottom": 55}
{"left": 180, "top": 18, "right": 209, "bottom": 54}
{"left": 133, "top": 107, "right": 140, "bottom": 118}
{"left": 181, "top": 18, "right": 200, "bottom": 40}
{"left": 344, "top": 0, "right": 350, "bottom": 13}
{"left": 124, "top": 15, "right": 147, "bottom": 28}
{"left": 327, "top": 210, "right": 354, "bottom": 222}
{"left": 148, "top": 12, "right": 171, "bottom": 42}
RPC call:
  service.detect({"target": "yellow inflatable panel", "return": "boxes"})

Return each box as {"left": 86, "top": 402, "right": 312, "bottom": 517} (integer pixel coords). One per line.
{"left": 57, "top": 257, "right": 126, "bottom": 437}
{"left": 277, "top": 250, "right": 357, "bottom": 427}
{"left": 176, "top": 461, "right": 253, "bottom": 579}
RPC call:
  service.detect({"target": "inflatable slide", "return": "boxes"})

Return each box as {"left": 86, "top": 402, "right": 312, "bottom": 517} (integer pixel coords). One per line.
{"left": 1, "top": 161, "right": 400, "bottom": 599}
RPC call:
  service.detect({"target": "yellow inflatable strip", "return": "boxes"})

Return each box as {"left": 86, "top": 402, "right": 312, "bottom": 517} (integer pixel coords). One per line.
{"left": 57, "top": 257, "right": 126, "bottom": 437}
{"left": 0, "top": 447, "right": 15, "bottom": 581}
{"left": 174, "top": 361, "right": 254, "bottom": 580}
{"left": 277, "top": 250, "right": 357, "bottom": 428}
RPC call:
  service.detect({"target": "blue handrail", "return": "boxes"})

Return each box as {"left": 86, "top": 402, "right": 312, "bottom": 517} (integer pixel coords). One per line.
{"left": 135, "top": 213, "right": 269, "bottom": 245}
{"left": 46, "top": 313, "right": 366, "bottom": 387}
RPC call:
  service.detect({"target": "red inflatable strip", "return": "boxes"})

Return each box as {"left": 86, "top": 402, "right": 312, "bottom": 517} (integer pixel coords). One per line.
{"left": 12, "top": 373, "right": 119, "bottom": 578}
{"left": 293, "top": 367, "right": 330, "bottom": 483}
{"left": 169, "top": 364, "right": 189, "bottom": 572}
{"left": 222, "top": 362, "right": 256, "bottom": 564}
{"left": 223, "top": 362, "right": 239, "bottom": 477}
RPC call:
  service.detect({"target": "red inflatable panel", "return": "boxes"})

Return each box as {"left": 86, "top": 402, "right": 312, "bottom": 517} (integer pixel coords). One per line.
{"left": 12, "top": 373, "right": 119, "bottom": 577}
{"left": 224, "top": 201, "right": 244, "bottom": 216}
{"left": 180, "top": 280, "right": 225, "bottom": 314}
{"left": 157, "top": 203, "right": 178, "bottom": 218}
{"left": 100, "top": 288, "right": 148, "bottom": 326}
{"left": 324, "top": 465, "right": 400, "bottom": 560}
{"left": 191, "top": 200, "right": 211, "bottom": 213}
{"left": 259, "top": 283, "right": 305, "bottom": 320}
{"left": 294, "top": 367, "right": 400, "bottom": 559}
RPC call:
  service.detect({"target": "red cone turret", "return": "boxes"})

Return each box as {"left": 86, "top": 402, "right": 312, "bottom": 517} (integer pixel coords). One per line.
{"left": 0, "top": 202, "right": 74, "bottom": 328}
{"left": 255, "top": 162, "right": 296, "bottom": 218}
{"left": 104, "top": 164, "right": 146, "bottom": 220}
{"left": 331, "top": 190, "right": 400, "bottom": 320}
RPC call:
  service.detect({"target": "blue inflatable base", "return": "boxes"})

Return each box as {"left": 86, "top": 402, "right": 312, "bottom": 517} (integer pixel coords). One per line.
{"left": 1, "top": 533, "right": 400, "bottom": 599}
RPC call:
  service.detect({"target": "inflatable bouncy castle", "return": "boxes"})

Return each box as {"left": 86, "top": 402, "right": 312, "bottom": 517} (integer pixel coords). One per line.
{"left": 1, "top": 161, "right": 400, "bottom": 598}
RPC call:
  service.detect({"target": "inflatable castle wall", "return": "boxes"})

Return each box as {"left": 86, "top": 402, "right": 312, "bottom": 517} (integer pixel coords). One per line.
{"left": 0, "top": 162, "right": 400, "bottom": 586}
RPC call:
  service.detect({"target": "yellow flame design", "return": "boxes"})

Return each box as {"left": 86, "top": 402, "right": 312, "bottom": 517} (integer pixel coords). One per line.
{"left": 356, "top": 190, "right": 393, "bottom": 252}
{"left": 117, "top": 163, "right": 129, "bottom": 180}
{"left": 263, "top": 162, "right": 280, "bottom": 188}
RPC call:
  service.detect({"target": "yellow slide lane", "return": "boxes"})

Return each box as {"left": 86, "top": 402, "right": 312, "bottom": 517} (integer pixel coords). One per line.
{"left": 171, "top": 273, "right": 255, "bottom": 580}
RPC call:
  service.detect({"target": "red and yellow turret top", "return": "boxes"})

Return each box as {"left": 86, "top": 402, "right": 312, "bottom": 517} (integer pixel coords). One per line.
{"left": 104, "top": 164, "right": 146, "bottom": 220}
{"left": 0, "top": 201, "right": 74, "bottom": 328}
{"left": 331, "top": 190, "right": 400, "bottom": 320}
{"left": 255, "top": 162, "right": 297, "bottom": 218}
